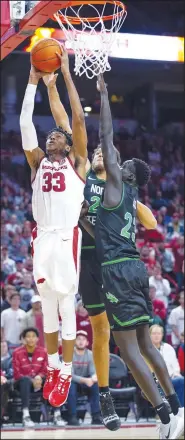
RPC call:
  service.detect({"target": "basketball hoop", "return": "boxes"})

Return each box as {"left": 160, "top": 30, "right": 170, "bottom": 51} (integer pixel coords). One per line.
{"left": 52, "top": 0, "right": 127, "bottom": 79}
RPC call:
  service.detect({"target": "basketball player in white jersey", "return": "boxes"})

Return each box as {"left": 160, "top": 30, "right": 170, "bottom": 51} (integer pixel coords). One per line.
{"left": 20, "top": 47, "right": 87, "bottom": 409}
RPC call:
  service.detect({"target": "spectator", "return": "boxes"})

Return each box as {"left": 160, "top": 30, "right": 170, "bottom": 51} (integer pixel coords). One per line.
{"left": 1, "top": 284, "right": 17, "bottom": 312}
{"left": 24, "top": 203, "right": 34, "bottom": 223}
{"left": 149, "top": 264, "right": 171, "bottom": 307}
{"left": 140, "top": 246, "right": 156, "bottom": 266}
{"left": 1, "top": 246, "right": 16, "bottom": 276}
{"left": 18, "top": 245, "right": 29, "bottom": 261}
{"left": 156, "top": 241, "right": 175, "bottom": 277}
{"left": 19, "top": 273, "right": 34, "bottom": 311}
{"left": 167, "top": 213, "right": 184, "bottom": 240}
{"left": 24, "top": 257, "right": 33, "bottom": 273}
{"left": 168, "top": 291, "right": 184, "bottom": 348}
{"left": 1, "top": 341, "right": 13, "bottom": 380}
{"left": 1, "top": 293, "right": 26, "bottom": 349}
{"left": 150, "top": 325, "right": 184, "bottom": 406}
{"left": 177, "top": 332, "right": 184, "bottom": 376}
{"left": 1, "top": 370, "right": 11, "bottom": 425}
{"left": 76, "top": 300, "right": 93, "bottom": 349}
{"left": 12, "top": 327, "right": 47, "bottom": 428}
{"left": 5, "top": 214, "right": 21, "bottom": 235}
{"left": 67, "top": 330, "right": 102, "bottom": 426}
{"left": 22, "top": 295, "right": 45, "bottom": 347}
{"left": 171, "top": 236, "right": 184, "bottom": 290}
{"left": 149, "top": 285, "right": 166, "bottom": 326}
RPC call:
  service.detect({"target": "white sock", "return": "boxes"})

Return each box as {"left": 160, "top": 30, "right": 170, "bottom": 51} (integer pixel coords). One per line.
{"left": 59, "top": 361, "right": 72, "bottom": 376}
{"left": 23, "top": 408, "right": 29, "bottom": 418}
{"left": 48, "top": 352, "right": 62, "bottom": 369}
{"left": 54, "top": 409, "right": 61, "bottom": 418}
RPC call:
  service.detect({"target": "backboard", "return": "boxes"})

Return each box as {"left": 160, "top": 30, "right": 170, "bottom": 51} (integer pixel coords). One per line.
{"left": 0, "top": 1, "right": 69, "bottom": 61}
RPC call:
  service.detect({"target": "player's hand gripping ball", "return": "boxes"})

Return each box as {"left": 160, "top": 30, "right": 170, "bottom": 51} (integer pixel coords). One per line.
{"left": 31, "top": 38, "right": 63, "bottom": 73}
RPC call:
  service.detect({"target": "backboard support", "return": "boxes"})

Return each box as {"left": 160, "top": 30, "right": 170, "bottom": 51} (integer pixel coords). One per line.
{"left": 1, "top": 1, "right": 11, "bottom": 38}
{"left": 0, "top": 1, "right": 69, "bottom": 61}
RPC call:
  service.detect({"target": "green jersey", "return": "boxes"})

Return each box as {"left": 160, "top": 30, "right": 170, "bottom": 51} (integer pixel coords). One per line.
{"left": 95, "top": 182, "right": 139, "bottom": 265}
{"left": 81, "top": 169, "right": 105, "bottom": 256}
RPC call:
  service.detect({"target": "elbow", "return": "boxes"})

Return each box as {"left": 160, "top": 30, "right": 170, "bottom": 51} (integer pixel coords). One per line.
{"left": 145, "top": 219, "right": 157, "bottom": 230}
{"left": 20, "top": 113, "right": 28, "bottom": 129}
{"left": 150, "top": 219, "right": 157, "bottom": 230}
{"left": 73, "top": 111, "right": 85, "bottom": 124}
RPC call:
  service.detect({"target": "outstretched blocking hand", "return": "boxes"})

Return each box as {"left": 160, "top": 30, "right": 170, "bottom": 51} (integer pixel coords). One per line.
{"left": 56, "top": 45, "right": 70, "bottom": 75}
{"left": 43, "top": 72, "right": 58, "bottom": 88}
{"left": 96, "top": 74, "right": 107, "bottom": 93}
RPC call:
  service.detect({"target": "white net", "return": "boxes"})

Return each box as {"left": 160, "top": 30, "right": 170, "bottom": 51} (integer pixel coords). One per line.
{"left": 54, "top": 1, "right": 127, "bottom": 79}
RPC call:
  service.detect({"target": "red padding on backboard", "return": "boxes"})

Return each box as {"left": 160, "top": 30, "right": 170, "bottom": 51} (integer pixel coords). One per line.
{"left": 0, "top": 1, "right": 70, "bottom": 61}
{"left": 1, "top": 0, "right": 10, "bottom": 38}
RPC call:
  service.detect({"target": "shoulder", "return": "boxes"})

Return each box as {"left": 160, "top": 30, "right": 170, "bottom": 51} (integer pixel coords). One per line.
{"left": 170, "top": 306, "right": 180, "bottom": 316}
{"left": 19, "top": 308, "right": 26, "bottom": 316}
{"left": 13, "top": 345, "right": 25, "bottom": 357}
{"left": 86, "top": 349, "right": 93, "bottom": 357}
{"left": 149, "top": 276, "right": 155, "bottom": 283}
{"left": 162, "top": 277, "right": 170, "bottom": 285}
{"left": 163, "top": 343, "right": 176, "bottom": 354}
{"left": 35, "top": 346, "right": 47, "bottom": 355}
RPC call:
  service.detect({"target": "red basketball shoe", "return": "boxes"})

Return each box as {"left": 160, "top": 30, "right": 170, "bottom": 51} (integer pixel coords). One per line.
{"left": 48, "top": 374, "right": 72, "bottom": 407}
{"left": 43, "top": 367, "right": 60, "bottom": 400}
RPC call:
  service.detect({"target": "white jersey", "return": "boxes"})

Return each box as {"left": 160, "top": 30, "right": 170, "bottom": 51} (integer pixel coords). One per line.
{"left": 32, "top": 156, "right": 85, "bottom": 230}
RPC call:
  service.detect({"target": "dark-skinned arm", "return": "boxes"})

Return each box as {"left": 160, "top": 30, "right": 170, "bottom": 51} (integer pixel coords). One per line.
{"left": 79, "top": 218, "right": 95, "bottom": 239}
{"left": 97, "top": 74, "right": 122, "bottom": 208}
{"left": 56, "top": 48, "right": 87, "bottom": 171}
{"left": 43, "top": 73, "right": 72, "bottom": 134}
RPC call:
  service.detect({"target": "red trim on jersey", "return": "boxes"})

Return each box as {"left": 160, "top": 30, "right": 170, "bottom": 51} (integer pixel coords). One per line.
{"left": 31, "top": 156, "right": 45, "bottom": 185}
{"left": 67, "top": 157, "right": 86, "bottom": 184}
{"left": 73, "top": 226, "right": 79, "bottom": 272}
{"left": 31, "top": 226, "right": 37, "bottom": 257}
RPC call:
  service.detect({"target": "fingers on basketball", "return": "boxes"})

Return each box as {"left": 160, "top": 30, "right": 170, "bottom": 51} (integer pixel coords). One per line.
{"left": 55, "top": 45, "right": 65, "bottom": 60}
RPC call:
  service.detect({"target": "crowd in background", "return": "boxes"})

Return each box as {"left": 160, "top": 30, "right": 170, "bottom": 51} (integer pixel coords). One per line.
{"left": 1, "top": 122, "right": 184, "bottom": 425}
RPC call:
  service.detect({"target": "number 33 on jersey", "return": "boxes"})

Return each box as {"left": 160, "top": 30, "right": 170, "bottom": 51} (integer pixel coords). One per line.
{"left": 32, "top": 157, "right": 85, "bottom": 229}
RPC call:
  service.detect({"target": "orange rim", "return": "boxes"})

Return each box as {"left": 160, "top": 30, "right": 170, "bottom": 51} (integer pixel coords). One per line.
{"left": 52, "top": 0, "right": 125, "bottom": 25}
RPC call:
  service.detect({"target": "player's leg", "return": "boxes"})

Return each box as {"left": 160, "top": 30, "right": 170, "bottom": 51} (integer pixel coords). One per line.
{"left": 39, "top": 286, "right": 62, "bottom": 400}
{"left": 49, "top": 292, "right": 76, "bottom": 407}
{"left": 89, "top": 311, "right": 110, "bottom": 390}
{"left": 79, "top": 259, "right": 110, "bottom": 390}
{"left": 137, "top": 324, "right": 181, "bottom": 414}
{"left": 79, "top": 258, "right": 121, "bottom": 430}
{"left": 103, "top": 261, "right": 183, "bottom": 438}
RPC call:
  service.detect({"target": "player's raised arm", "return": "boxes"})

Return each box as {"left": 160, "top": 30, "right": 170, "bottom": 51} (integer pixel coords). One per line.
{"left": 20, "top": 66, "right": 45, "bottom": 171}
{"left": 43, "top": 73, "right": 72, "bottom": 134}
{"left": 98, "top": 74, "right": 121, "bottom": 182}
{"left": 137, "top": 201, "right": 157, "bottom": 229}
{"left": 56, "top": 48, "right": 87, "bottom": 164}
{"left": 97, "top": 74, "right": 122, "bottom": 207}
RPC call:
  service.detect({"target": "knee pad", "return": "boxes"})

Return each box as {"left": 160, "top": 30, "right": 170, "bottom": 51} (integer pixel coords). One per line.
{"left": 58, "top": 294, "right": 76, "bottom": 340}
{"left": 40, "top": 292, "right": 59, "bottom": 333}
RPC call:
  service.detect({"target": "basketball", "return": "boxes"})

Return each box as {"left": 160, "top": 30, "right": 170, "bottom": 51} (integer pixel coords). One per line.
{"left": 31, "top": 38, "right": 63, "bottom": 73}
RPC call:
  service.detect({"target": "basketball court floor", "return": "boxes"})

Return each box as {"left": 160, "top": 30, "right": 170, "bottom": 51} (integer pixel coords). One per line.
{"left": 1, "top": 422, "right": 159, "bottom": 439}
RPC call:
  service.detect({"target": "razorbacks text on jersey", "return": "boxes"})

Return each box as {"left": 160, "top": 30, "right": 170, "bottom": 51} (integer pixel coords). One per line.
{"left": 32, "top": 157, "right": 85, "bottom": 229}
{"left": 81, "top": 169, "right": 105, "bottom": 251}
{"left": 95, "top": 182, "right": 139, "bottom": 265}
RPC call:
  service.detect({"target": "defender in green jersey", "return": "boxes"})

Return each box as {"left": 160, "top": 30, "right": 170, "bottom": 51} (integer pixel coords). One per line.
{"left": 95, "top": 74, "right": 183, "bottom": 439}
